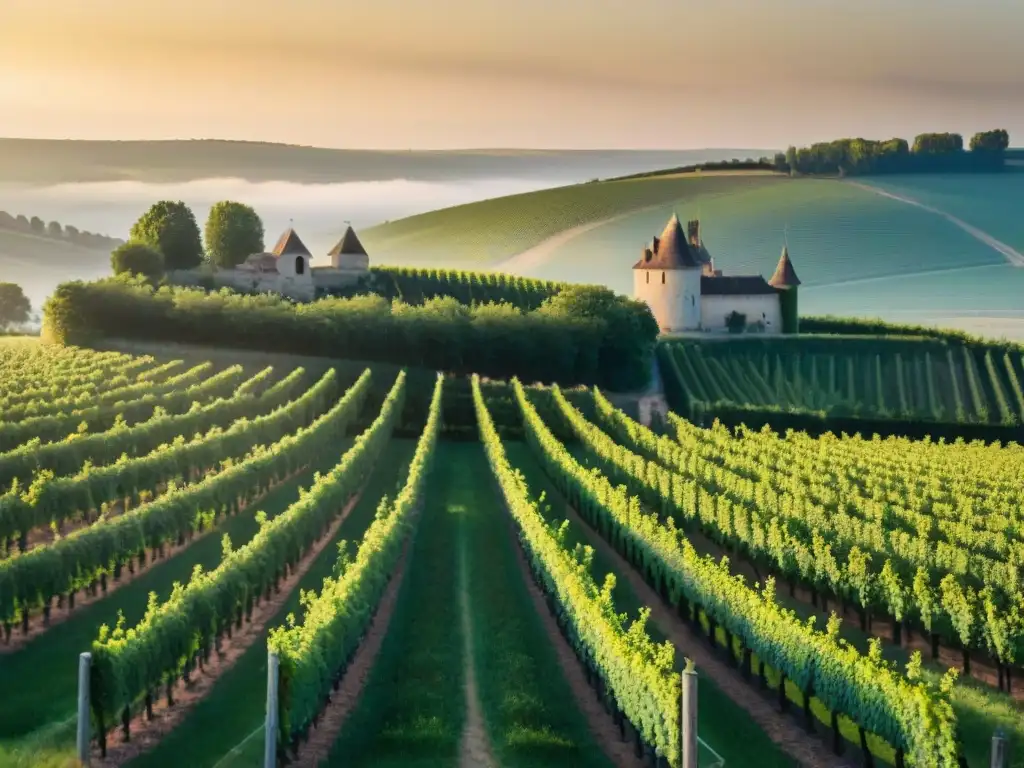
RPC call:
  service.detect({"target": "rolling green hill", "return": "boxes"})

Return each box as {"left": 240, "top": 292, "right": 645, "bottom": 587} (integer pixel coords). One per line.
{"left": 363, "top": 170, "right": 1024, "bottom": 339}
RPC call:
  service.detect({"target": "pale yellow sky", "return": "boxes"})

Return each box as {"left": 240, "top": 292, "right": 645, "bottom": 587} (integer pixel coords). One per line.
{"left": 2, "top": 0, "right": 1022, "bottom": 148}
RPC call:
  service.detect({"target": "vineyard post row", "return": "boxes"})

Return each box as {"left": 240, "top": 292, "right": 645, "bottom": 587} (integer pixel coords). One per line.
{"left": 528, "top": 381, "right": 960, "bottom": 767}
{"left": 475, "top": 375, "right": 686, "bottom": 767}
{"left": 264, "top": 372, "right": 444, "bottom": 765}
{"left": 82, "top": 367, "right": 389, "bottom": 757}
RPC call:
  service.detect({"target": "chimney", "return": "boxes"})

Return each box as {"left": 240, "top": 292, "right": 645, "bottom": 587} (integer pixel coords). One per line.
{"left": 687, "top": 220, "right": 700, "bottom": 247}
{"left": 651, "top": 236, "right": 660, "bottom": 254}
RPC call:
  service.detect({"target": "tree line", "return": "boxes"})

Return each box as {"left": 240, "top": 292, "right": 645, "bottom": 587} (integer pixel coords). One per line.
{"left": 111, "top": 200, "right": 265, "bottom": 278}
{"left": 43, "top": 276, "right": 659, "bottom": 391}
{"left": 0, "top": 211, "right": 124, "bottom": 251}
{"left": 777, "top": 129, "right": 1011, "bottom": 177}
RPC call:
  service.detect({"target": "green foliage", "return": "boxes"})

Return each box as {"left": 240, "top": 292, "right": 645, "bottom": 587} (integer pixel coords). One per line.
{"left": 969, "top": 129, "right": 1010, "bottom": 153}
{"left": 270, "top": 372, "right": 442, "bottom": 746}
{"left": 110, "top": 242, "right": 165, "bottom": 280}
{"left": 0, "top": 368, "right": 351, "bottom": 629}
{"left": 534, "top": 384, "right": 960, "bottom": 765}
{"left": 784, "top": 129, "right": 1008, "bottom": 175}
{"left": 0, "top": 367, "right": 303, "bottom": 549}
{"left": 724, "top": 311, "right": 746, "bottom": 334}
{"left": 89, "top": 368, "right": 389, "bottom": 726}
{"left": 204, "top": 201, "right": 265, "bottom": 269}
{"left": 658, "top": 335, "right": 1024, "bottom": 440}
{"left": 42, "top": 277, "right": 656, "bottom": 392}
{"left": 476, "top": 376, "right": 680, "bottom": 764}
{"left": 129, "top": 201, "right": 204, "bottom": 271}
{"left": 0, "top": 283, "right": 31, "bottom": 329}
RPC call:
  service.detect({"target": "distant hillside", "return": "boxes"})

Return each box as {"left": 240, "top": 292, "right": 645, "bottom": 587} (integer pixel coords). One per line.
{"left": 0, "top": 229, "right": 112, "bottom": 310}
{"left": 0, "top": 139, "right": 774, "bottom": 185}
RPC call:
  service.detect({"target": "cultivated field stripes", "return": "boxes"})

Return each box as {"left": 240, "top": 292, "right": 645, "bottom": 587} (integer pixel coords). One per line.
{"left": 0, "top": 369, "right": 361, "bottom": 639}
{"left": 0, "top": 364, "right": 262, "bottom": 485}
{"left": 474, "top": 376, "right": 683, "bottom": 766}
{"left": 522, "top": 382, "right": 960, "bottom": 766}
{"left": 0, "top": 364, "right": 276, "bottom": 453}
{"left": 267, "top": 373, "right": 441, "bottom": 761}
{"left": 0, "top": 347, "right": 149, "bottom": 397}
{"left": 371, "top": 266, "right": 562, "bottom": 309}
{"left": 0, "top": 354, "right": 159, "bottom": 410}
{"left": 661, "top": 338, "right": 1024, "bottom": 427}
{"left": 592, "top": 390, "right": 1024, "bottom": 688}
{"left": 0, "top": 360, "right": 210, "bottom": 423}
{"left": 0, "top": 367, "right": 304, "bottom": 555}
{"left": 87, "top": 369, "right": 403, "bottom": 757}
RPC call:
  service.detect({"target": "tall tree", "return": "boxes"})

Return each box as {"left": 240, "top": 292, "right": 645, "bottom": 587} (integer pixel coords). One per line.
{"left": 0, "top": 283, "right": 31, "bottom": 330}
{"left": 47, "top": 221, "right": 62, "bottom": 238}
{"left": 205, "top": 201, "right": 265, "bottom": 268}
{"left": 969, "top": 129, "right": 1010, "bottom": 153}
{"left": 111, "top": 242, "right": 165, "bottom": 280}
{"left": 29, "top": 216, "right": 44, "bottom": 234}
{"left": 129, "top": 201, "right": 204, "bottom": 270}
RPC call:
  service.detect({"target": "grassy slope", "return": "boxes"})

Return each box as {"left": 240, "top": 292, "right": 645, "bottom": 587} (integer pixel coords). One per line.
{"left": 129, "top": 438, "right": 418, "bottom": 768}
{"left": 361, "top": 173, "right": 786, "bottom": 267}
{"left": 0, "top": 441, "right": 350, "bottom": 750}
{"left": 0, "top": 140, "right": 772, "bottom": 185}
{"left": 502, "top": 440, "right": 794, "bottom": 768}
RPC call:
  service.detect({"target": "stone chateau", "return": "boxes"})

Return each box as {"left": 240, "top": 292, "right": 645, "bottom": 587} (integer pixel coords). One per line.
{"left": 633, "top": 213, "right": 800, "bottom": 334}
{"left": 171, "top": 225, "right": 371, "bottom": 300}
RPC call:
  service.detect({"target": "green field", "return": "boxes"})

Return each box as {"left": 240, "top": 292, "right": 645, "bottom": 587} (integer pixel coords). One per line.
{"left": 3, "top": 331, "right": 1021, "bottom": 768}
{"left": 363, "top": 171, "right": 1024, "bottom": 340}
{"left": 660, "top": 335, "right": 1024, "bottom": 427}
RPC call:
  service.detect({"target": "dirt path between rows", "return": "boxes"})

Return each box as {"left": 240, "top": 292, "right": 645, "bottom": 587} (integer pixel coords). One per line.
{"left": 457, "top": 531, "right": 498, "bottom": 768}
{"left": 847, "top": 181, "right": 1024, "bottom": 268}
{"left": 493, "top": 204, "right": 667, "bottom": 274}
{"left": 555, "top": 499, "right": 849, "bottom": 768}
{"left": 506, "top": 518, "right": 646, "bottom": 768}
{"left": 0, "top": 467, "right": 308, "bottom": 654}
{"left": 291, "top": 533, "right": 415, "bottom": 767}
{"left": 91, "top": 487, "right": 366, "bottom": 767}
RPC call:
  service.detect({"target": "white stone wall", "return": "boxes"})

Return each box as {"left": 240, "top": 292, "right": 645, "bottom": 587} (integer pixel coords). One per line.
{"left": 331, "top": 251, "right": 369, "bottom": 271}
{"left": 700, "top": 294, "right": 782, "bottom": 334}
{"left": 633, "top": 267, "right": 701, "bottom": 332}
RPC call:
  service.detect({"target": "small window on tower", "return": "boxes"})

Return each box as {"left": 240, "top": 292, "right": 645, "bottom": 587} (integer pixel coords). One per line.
{"left": 646, "top": 272, "right": 650, "bottom": 284}
{"left": 691, "top": 295, "right": 695, "bottom": 306}
{"left": 661, "top": 272, "right": 665, "bottom": 285}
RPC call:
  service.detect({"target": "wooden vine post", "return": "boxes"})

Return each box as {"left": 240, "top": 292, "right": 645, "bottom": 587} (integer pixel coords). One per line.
{"left": 77, "top": 651, "right": 92, "bottom": 767}
{"left": 991, "top": 728, "right": 1008, "bottom": 768}
{"left": 264, "top": 651, "right": 280, "bottom": 768}
{"left": 681, "top": 658, "right": 698, "bottom": 768}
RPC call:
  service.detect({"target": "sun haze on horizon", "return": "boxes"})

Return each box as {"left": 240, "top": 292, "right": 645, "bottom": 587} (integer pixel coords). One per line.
{"left": 1, "top": 0, "right": 1022, "bottom": 150}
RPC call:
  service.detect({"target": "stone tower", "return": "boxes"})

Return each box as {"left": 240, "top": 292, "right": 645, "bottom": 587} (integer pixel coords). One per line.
{"left": 632, "top": 213, "right": 702, "bottom": 332}
{"left": 768, "top": 245, "right": 801, "bottom": 334}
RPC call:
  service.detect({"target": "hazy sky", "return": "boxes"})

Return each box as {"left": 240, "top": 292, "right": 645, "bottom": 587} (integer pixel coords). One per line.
{"left": 2, "top": 0, "right": 1022, "bottom": 149}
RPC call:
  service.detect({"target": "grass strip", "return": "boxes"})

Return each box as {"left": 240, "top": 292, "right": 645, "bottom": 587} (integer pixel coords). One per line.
{"left": 462, "top": 441, "right": 613, "bottom": 768}
{"left": 322, "top": 441, "right": 467, "bottom": 768}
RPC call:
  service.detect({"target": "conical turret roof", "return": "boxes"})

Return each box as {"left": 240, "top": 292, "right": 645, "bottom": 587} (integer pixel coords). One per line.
{"left": 632, "top": 213, "right": 700, "bottom": 270}
{"left": 327, "top": 225, "right": 367, "bottom": 257}
{"left": 768, "top": 246, "right": 801, "bottom": 288}
{"left": 271, "top": 228, "right": 311, "bottom": 258}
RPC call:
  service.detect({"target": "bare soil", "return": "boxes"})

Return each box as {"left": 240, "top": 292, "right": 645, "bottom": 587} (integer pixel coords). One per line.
{"left": 91, "top": 487, "right": 365, "bottom": 767}
{"left": 0, "top": 468, "right": 310, "bottom": 654}
{"left": 290, "top": 536, "right": 413, "bottom": 767}
{"left": 506, "top": 518, "right": 646, "bottom": 768}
